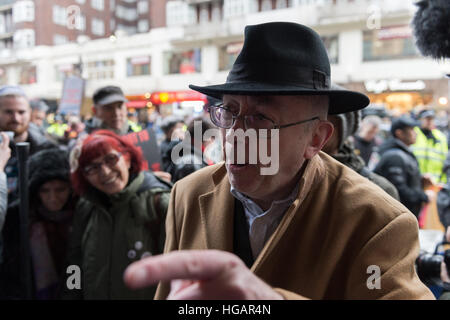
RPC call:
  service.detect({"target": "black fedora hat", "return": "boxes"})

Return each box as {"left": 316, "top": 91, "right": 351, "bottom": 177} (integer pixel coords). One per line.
{"left": 189, "top": 22, "right": 369, "bottom": 115}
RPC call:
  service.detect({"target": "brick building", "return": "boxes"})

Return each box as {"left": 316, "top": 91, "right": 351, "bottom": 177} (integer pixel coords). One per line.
{"left": 0, "top": 0, "right": 167, "bottom": 50}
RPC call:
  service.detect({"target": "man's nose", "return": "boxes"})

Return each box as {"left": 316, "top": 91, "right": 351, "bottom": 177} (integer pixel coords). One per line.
{"left": 114, "top": 106, "right": 123, "bottom": 117}
{"left": 12, "top": 112, "right": 21, "bottom": 122}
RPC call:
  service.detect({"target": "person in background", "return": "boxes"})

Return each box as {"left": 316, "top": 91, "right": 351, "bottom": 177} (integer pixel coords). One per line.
{"left": 62, "top": 130, "right": 171, "bottom": 299}
{"left": 353, "top": 115, "right": 382, "bottom": 166}
{"left": 0, "top": 132, "right": 11, "bottom": 266}
{"left": 159, "top": 115, "right": 185, "bottom": 174}
{"left": 322, "top": 107, "right": 399, "bottom": 201}
{"left": 171, "top": 117, "right": 216, "bottom": 183}
{"left": 47, "top": 114, "right": 69, "bottom": 138}
{"left": 374, "top": 116, "right": 434, "bottom": 219}
{"left": 411, "top": 109, "right": 448, "bottom": 184}
{"left": 84, "top": 86, "right": 140, "bottom": 135}
{"left": 127, "top": 109, "right": 142, "bottom": 132}
{"left": 0, "top": 85, "right": 56, "bottom": 204}
{"left": 1, "top": 148, "right": 75, "bottom": 299}
{"left": 30, "top": 100, "right": 49, "bottom": 130}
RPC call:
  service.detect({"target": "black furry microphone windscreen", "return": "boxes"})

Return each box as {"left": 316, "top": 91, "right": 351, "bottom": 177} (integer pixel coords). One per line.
{"left": 411, "top": 0, "right": 450, "bottom": 59}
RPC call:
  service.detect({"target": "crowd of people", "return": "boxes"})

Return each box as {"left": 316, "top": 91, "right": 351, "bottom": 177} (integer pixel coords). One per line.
{"left": 0, "top": 21, "right": 449, "bottom": 300}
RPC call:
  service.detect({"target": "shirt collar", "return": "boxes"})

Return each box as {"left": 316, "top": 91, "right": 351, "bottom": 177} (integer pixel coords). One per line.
{"left": 230, "top": 178, "right": 302, "bottom": 218}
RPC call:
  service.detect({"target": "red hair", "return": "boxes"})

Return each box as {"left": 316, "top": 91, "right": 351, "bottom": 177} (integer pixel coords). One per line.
{"left": 71, "top": 130, "right": 144, "bottom": 195}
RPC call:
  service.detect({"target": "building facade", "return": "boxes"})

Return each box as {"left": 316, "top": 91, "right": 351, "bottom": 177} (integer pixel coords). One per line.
{"left": 0, "top": 0, "right": 449, "bottom": 116}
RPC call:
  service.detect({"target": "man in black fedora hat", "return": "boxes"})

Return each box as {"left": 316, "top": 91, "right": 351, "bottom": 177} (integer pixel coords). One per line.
{"left": 124, "top": 22, "right": 433, "bottom": 300}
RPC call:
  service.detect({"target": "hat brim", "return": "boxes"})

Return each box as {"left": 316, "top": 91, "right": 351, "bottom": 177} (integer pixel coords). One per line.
{"left": 189, "top": 83, "right": 369, "bottom": 115}
{"left": 96, "top": 94, "right": 128, "bottom": 106}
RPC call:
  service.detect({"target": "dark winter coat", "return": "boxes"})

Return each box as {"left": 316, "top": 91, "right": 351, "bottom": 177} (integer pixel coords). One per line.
{"left": 374, "top": 138, "right": 428, "bottom": 217}
{"left": 61, "top": 171, "right": 171, "bottom": 300}
{"left": 4, "top": 124, "right": 57, "bottom": 204}
{"left": 332, "top": 141, "right": 400, "bottom": 201}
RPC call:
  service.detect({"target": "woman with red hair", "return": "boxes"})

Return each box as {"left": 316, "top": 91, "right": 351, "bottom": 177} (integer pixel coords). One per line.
{"left": 62, "top": 130, "right": 171, "bottom": 299}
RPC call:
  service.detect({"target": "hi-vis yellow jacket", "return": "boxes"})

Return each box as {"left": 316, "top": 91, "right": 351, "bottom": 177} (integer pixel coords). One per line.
{"left": 411, "top": 127, "right": 448, "bottom": 183}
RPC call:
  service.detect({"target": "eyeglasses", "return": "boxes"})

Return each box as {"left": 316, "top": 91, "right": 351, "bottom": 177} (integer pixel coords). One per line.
{"left": 209, "top": 104, "right": 320, "bottom": 131}
{"left": 83, "top": 152, "right": 122, "bottom": 176}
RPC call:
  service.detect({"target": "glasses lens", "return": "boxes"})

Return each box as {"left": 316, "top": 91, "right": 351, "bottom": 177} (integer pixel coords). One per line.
{"left": 104, "top": 153, "right": 120, "bottom": 166}
{"left": 211, "top": 106, "right": 233, "bottom": 128}
{"left": 83, "top": 153, "right": 120, "bottom": 176}
{"left": 83, "top": 164, "right": 98, "bottom": 176}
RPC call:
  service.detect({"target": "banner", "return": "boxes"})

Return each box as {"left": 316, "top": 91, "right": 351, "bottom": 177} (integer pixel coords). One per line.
{"left": 59, "top": 76, "right": 85, "bottom": 115}
{"left": 122, "top": 127, "right": 162, "bottom": 172}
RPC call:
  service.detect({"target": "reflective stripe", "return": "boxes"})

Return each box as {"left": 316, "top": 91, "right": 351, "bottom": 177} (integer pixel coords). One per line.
{"left": 414, "top": 155, "right": 447, "bottom": 163}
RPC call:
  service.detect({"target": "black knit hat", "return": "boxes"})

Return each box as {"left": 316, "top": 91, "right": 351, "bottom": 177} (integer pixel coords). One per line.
{"left": 28, "top": 148, "right": 71, "bottom": 196}
{"left": 189, "top": 22, "right": 369, "bottom": 115}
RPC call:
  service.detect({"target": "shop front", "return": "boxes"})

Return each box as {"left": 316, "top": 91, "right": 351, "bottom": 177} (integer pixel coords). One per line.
{"left": 342, "top": 78, "right": 449, "bottom": 116}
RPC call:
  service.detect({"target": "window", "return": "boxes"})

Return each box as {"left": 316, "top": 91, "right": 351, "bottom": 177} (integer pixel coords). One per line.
{"left": 363, "top": 26, "right": 418, "bottom": 61}
{"left": 78, "top": 14, "right": 86, "bottom": 31}
{"left": 224, "top": 0, "right": 245, "bottom": 18}
{"left": 19, "top": 65, "right": 37, "bottom": 84}
{"left": 0, "top": 67, "right": 8, "bottom": 85}
{"left": 87, "top": 60, "right": 115, "bottom": 80}
{"left": 55, "top": 64, "right": 77, "bottom": 81}
{"left": 92, "top": 18, "right": 105, "bottom": 36}
{"left": 163, "top": 49, "right": 201, "bottom": 75}
{"left": 53, "top": 34, "right": 68, "bottom": 45}
{"left": 249, "top": 0, "right": 258, "bottom": 13}
{"left": 211, "top": 3, "right": 222, "bottom": 21}
{"left": 219, "top": 42, "right": 243, "bottom": 71}
{"left": 321, "top": 35, "right": 339, "bottom": 64}
{"left": 53, "top": 5, "right": 66, "bottom": 26}
{"left": 91, "top": 0, "right": 104, "bottom": 11}
{"left": 276, "top": 0, "right": 290, "bottom": 9}
{"left": 14, "top": 29, "right": 35, "bottom": 48}
{"left": 166, "top": 1, "right": 196, "bottom": 26}
{"left": 261, "top": 0, "right": 272, "bottom": 11}
{"left": 138, "top": 19, "right": 149, "bottom": 33}
{"left": 110, "top": 0, "right": 115, "bottom": 11}
{"left": 127, "top": 56, "right": 151, "bottom": 76}
{"left": 138, "top": 1, "right": 148, "bottom": 14}
{"left": 76, "top": 0, "right": 86, "bottom": 4}
{"left": 116, "top": 5, "right": 138, "bottom": 21}
{"left": 13, "top": 0, "right": 35, "bottom": 23}
{"left": 199, "top": 4, "right": 209, "bottom": 23}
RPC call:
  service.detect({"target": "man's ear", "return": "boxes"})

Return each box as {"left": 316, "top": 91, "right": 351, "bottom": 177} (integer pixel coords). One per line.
{"left": 304, "top": 121, "right": 334, "bottom": 159}
{"left": 91, "top": 105, "right": 96, "bottom": 116}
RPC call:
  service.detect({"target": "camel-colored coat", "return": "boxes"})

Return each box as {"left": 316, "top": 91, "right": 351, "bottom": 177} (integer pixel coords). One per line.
{"left": 155, "top": 152, "right": 434, "bottom": 300}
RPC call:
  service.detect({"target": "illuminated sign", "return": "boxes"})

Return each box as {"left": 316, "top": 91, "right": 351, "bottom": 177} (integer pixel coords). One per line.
{"left": 365, "top": 79, "right": 426, "bottom": 94}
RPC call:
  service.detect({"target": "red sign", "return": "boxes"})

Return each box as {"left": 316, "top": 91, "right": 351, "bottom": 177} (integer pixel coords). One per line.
{"left": 150, "top": 90, "right": 207, "bottom": 105}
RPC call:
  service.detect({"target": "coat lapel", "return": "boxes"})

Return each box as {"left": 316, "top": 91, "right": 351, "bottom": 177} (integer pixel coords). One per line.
{"left": 198, "top": 164, "right": 235, "bottom": 252}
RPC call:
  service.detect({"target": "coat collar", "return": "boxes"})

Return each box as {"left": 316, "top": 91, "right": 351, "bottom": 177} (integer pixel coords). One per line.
{"left": 198, "top": 154, "right": 326, "bottom": 269}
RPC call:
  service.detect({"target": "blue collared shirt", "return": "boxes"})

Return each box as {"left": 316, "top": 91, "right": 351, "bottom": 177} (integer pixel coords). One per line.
{"left": 230, "top": 181, "right": 301, "bottom": 260}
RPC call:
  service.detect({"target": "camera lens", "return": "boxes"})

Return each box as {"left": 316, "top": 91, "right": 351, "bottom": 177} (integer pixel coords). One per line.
{"left": 416, "top": 252, "right": 444, "bottom": 286}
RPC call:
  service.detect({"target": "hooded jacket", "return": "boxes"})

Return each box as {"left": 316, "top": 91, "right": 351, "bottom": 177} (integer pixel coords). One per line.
{"left": 374, "top": 138, "right": 428, "bottom": 217}
{"left": 1, "top": 148, "right": 73, "bottom": 299}
{"left": 62, "top": 171, "right": 171, "bottom": 300}
{"left": 333, "top": 140, "right": 399, "bottom": 201}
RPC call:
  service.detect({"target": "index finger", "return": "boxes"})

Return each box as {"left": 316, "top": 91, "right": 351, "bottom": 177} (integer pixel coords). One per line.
{"left": 123, "top": 250, "right": 244, "bottom": 289}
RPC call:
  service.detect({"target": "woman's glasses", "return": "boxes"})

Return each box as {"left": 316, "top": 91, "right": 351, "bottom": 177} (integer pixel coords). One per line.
{"left": 83, "top": 153, "right": 122, "bottom": 176}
